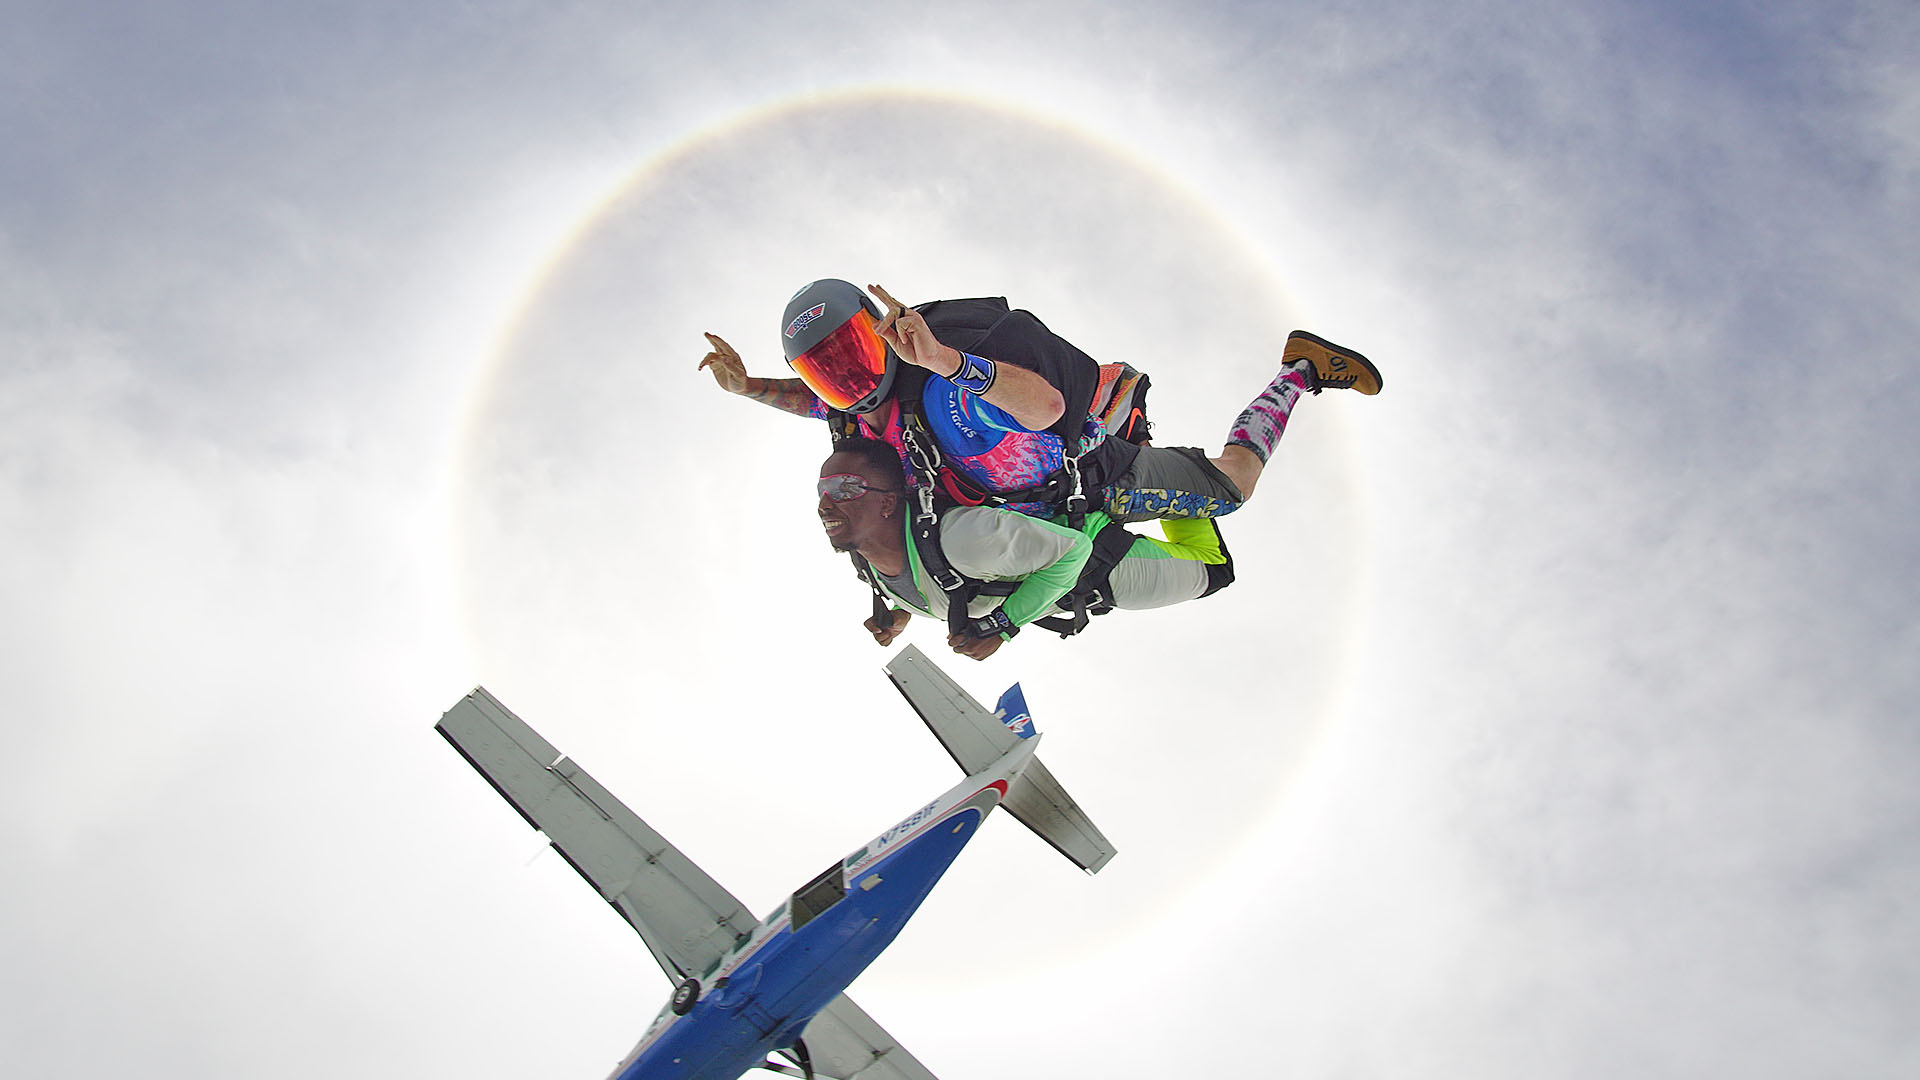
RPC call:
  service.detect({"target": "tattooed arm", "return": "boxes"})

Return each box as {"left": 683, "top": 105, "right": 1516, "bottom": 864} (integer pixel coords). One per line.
{"left": 698, "top": 332, "right": 822, "bottom": 418}
{"left": 735, "top": 375, "right": 820, "bottom": 416}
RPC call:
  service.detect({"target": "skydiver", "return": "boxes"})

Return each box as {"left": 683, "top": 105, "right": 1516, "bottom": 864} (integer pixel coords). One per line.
{"left": 700, "top": 279, "right": 1382, "bottom": 524}
{"left": 817, "top": 437, "right": 1235, "bottom": 661}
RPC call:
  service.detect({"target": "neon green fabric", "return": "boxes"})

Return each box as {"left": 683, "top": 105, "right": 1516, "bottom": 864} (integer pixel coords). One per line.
{"left": 1134, "top": 516, "right": 1229, "bottom": 564}
{"left": 1057, "top": 512, "right": 1226, "bottom": 564}
{"left": 892, "top": 507, "right": 1093, "bottom": 629}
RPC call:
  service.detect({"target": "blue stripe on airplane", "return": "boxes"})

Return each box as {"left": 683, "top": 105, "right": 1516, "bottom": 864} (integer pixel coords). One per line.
{"left": 618, "top": 800, "right": 993, "bottom": 1080}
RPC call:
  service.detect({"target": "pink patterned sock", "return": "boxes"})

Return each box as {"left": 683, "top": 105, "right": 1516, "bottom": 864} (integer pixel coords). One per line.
{"left": 1225, "top": 360, "right": 1311, "bottom": 464}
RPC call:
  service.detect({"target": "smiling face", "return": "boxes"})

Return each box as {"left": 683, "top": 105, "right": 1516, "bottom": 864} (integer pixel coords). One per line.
{"left": 818, "top": 446, "right": 906, "bottom": 562}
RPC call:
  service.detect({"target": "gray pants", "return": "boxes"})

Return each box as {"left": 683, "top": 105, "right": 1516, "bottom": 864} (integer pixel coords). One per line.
{"left": 1099, "top": 446, "right": 1246, "bottom": 523}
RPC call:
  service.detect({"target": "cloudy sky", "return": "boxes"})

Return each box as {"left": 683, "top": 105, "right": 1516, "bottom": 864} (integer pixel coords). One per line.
{"left": 5, "top": 1, "right": 1916, "bottom": 1077}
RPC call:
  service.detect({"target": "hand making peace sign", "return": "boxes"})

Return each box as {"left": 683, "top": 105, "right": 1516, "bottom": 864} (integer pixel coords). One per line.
{"left": 869, "top": 282, "right": 957, "bottom": 376}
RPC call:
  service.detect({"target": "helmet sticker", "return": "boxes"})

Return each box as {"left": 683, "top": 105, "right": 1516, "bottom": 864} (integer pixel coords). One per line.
{"left": 785, "top": 302, "right": 829, "bottom": 339}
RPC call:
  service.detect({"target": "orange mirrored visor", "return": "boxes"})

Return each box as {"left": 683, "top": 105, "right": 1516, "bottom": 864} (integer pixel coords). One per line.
{"left": 788, "top": 310, "right": 887, "bottom": 411}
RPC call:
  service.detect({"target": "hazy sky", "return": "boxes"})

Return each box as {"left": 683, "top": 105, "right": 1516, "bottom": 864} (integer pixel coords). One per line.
{"left": 4, "top": 2, "right": 1916, "bottom": 1077}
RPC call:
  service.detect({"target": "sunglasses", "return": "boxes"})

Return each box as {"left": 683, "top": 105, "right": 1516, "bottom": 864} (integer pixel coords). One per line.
{"left": 818, "top": 473, "right": 898, "bottom": 502}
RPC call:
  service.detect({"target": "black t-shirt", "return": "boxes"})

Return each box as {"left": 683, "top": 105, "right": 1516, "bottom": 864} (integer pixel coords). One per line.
{"left": 915, "top": 298, "right": 1098, "bottom": 444}
{"left": 915, "top": 297, "right": 1140, "bottom": 484}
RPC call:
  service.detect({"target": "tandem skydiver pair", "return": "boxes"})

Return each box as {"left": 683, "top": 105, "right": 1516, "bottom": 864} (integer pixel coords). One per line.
{"left": 700, "top": 279, "right": 1383, "bottom": 660}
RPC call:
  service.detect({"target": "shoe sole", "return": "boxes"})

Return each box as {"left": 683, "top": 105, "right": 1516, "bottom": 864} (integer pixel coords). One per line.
{"left": 1290, "top": 330, "right": 1383, "bottom": 395}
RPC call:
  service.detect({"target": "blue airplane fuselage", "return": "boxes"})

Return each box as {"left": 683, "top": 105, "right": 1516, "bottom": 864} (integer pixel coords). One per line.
{"left": 616, "top": 786, "right": 1001, "bottom": 1080}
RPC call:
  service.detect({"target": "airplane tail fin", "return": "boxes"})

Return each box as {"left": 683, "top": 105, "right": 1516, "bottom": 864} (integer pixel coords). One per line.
{"left": 994, "top": 684, "right": 1037, "bottom": 739}
{"left": 885, "top": 647, "right": 1114, "bottom": 874}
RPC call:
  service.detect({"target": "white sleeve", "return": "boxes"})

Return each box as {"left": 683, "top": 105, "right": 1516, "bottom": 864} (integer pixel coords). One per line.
{"left": 937, "top": 507, "right": 1081, "bottom": 580}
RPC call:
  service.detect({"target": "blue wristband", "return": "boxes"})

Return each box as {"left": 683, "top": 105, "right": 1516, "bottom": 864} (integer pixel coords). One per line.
{"left": 949, "top": 352, "right": 996, "bottom": 395}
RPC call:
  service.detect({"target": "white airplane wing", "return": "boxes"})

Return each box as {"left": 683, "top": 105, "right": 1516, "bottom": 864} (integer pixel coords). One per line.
{"left": 885, "top": 646, "right": 1116, "bottom": 873}
{"left": 792, "top": 995, "right": 941, "bottom": 1080}
{"left": 435, "top": 687, "right": 759, "bottom": 981}
{"left": 883, "top": 645, "right": 1010, "bottom": 772}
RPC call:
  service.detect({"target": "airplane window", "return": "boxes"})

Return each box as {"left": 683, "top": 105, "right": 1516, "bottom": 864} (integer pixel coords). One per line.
{"left": 789, "top": 861, "right": 847, "bottom": 931}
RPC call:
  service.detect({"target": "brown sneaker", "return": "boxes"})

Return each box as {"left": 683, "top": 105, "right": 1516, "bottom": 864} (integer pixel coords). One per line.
{"left": 1284, "top": 330, "right": 1382, "bottom": 395}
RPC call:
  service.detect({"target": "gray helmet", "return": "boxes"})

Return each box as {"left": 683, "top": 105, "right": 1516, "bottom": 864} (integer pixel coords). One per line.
{"left": 781, "top": 279, "right": 898, "bottom": 414}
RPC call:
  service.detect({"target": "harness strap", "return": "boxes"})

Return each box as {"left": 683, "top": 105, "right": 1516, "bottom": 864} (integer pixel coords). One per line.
{"left": 825, "top": 408, "right": 862, "bottom": 446}
{"left": 895, "top": 421, "right": 985, "bottom": 638}
{"left": 844, "top": 368, "right": 1096, "bottom": 641}
{"left": 892, "top": 369, "right": 1090, "bottom": 517}
{"left": 849, "top": 553, "right": 892, "bottom": 628}
{"left": 911, "top": 506, "right": 981, "bottom": 639}
{"left": 1030, "top": 519, "right": 1138, "bottom": 638}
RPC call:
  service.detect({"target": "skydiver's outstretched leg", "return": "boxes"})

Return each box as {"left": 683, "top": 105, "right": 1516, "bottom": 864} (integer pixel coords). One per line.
{"left": 1215, "top": 330, "right": 1385, "bottom": 499}
{"left": 1101, "top": 332, "right": 1380, "bottom": 522}
{"left": 1215, "top": 357, "right": 1313, "bottom": 498}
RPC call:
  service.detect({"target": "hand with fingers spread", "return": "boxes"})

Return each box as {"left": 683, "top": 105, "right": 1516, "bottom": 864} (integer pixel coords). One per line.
{"left": 698, "top": 332, "right": 752, "bottom": 394}
{"left": 701, "top": 331, "right": 822, "bottom": 417}
{"left": 870, "top": 282, "right": 960, "bottom": 376}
